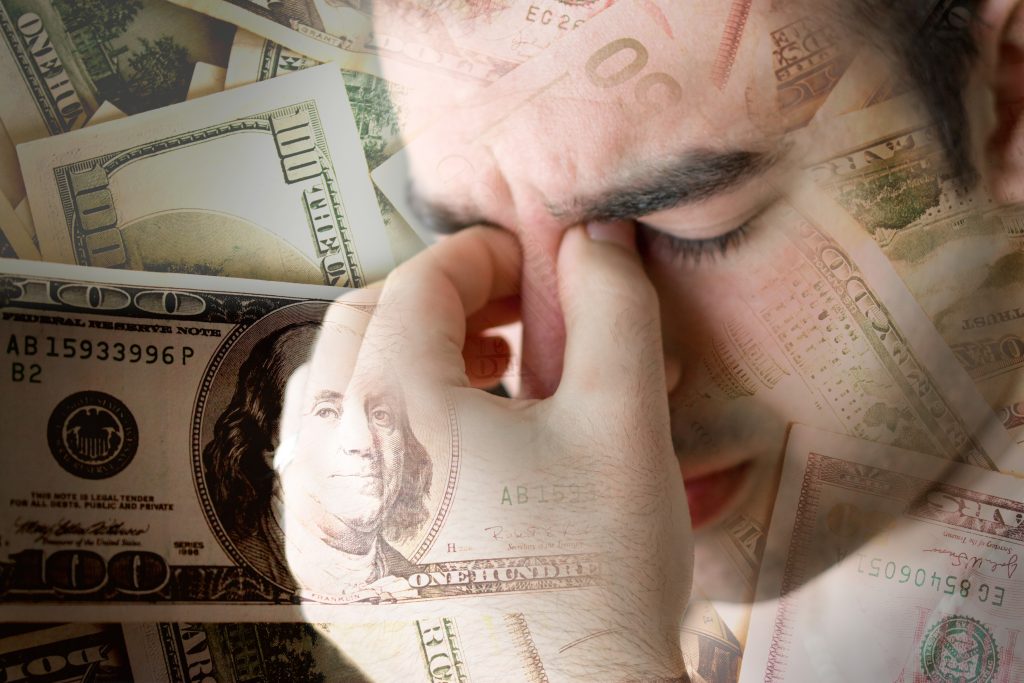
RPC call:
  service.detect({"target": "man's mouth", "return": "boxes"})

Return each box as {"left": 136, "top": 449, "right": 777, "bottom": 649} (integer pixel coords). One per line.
{"left": 329, "top": 472, "right": 383, "bottom": 490}
{"left": 680, "top": 461, "right": 751, "bottom": 530}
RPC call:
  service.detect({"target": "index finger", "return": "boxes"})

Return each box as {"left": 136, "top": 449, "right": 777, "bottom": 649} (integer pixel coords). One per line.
{"left": 358, "top": 226, "right": 522, "bottom": 388}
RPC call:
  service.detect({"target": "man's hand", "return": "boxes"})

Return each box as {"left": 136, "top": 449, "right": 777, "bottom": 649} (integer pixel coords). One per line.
{"left": 280, "top": 225, "right": 692, "bottom": 680}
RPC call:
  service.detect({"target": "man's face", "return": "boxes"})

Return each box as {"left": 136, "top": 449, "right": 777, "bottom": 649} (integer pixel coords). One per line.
{"left": 289, "top": 374, "right": 406, "bottom": 539}
{"left": 373, "top": 0, "right": 931, "bottom": 593}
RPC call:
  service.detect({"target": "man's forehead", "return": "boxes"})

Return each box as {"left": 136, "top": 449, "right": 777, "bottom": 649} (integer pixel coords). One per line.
{"left": 392, "top": 0, "right": 836, "bottom": 230}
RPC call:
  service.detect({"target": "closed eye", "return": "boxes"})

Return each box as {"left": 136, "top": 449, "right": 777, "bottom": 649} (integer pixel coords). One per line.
{"left": 637, "top": 220, "right": 751, "bottom": 266}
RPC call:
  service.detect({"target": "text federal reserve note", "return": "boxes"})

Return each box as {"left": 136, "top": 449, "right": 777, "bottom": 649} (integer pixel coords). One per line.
{"left": 18, "top": 65, "right": 393, "bottom": 286}
{"left": 740, "top": 425, "right": 1024, "bottom": 683}
{"left": 0, "top": 0, "right": 233, "bottom": 145}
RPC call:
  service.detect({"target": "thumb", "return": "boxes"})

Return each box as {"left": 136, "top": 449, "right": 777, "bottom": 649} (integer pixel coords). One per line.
{"left": 555, "top": 222, "right": 667, "bottom": 413}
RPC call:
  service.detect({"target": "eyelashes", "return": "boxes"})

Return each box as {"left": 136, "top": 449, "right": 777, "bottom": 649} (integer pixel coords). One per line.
{"left": 637, "top": 221, "right": 751, "bottom": 265}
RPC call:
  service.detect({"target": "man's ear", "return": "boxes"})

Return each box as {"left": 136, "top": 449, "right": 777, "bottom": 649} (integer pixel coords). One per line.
{"left": 979, "top": 0, "right": 1024, "bottom": 202}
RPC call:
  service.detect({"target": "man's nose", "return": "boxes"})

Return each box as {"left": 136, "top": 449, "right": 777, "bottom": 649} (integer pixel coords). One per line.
{"left": 338, "top": 407, "right": 373, "bottom": 456}
{"left": 514, "top": 220, "right": 683, "bottom": 399}
{"left": 515, "top": 222, "right": 567, "bottom": 399}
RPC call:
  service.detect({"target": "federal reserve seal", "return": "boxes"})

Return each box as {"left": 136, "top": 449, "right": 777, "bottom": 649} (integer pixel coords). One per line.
{"left": 921, "top": 615, "right": 1000, "bottom": 683}
{"left": 47, "top": 391, "right": 139, "bottom": 479}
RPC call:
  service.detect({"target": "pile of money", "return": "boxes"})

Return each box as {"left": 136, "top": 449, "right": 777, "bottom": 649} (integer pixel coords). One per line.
{"left": 0, "top": 1, "right": 1022, "bottom": 681}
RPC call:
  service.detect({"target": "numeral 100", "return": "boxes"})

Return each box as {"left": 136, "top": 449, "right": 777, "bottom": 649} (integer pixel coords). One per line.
{"left": 8, "top": 549, "right": 169, "bottom": 595}
{"left": 584, "top": 37, "right": 683, "bottom": 112}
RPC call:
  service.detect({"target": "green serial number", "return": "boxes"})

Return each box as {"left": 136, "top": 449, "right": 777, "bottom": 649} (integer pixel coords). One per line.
{"left": 856, "top": 554, "right": 1006, "bottom": 607}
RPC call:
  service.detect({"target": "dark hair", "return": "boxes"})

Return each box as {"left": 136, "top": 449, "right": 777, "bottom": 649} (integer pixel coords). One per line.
{"left": 204, "top": 322, "right": 321, "bottom": 538}
{"left": 835, "top": 0, "right": 981, "bottom": 185}
{"left": 203, "top": 321, "right": 433, "bottom": 545}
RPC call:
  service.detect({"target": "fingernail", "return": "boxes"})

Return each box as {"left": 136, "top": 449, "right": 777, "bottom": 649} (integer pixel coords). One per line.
{"left": 585, "top": 220, "right": 637, "bottom": 252}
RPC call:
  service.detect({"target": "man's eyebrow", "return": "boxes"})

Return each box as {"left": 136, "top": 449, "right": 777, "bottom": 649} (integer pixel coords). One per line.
{"left": 311, "top": 389, "right": 343, "bottom": 403}
{"left": 408, "top": 148, "right": 776, "bottom": 234}
{"left": 408, "top": 185, "right": 495, "bottom": 235}
{"left": 552, "top": 149, "right": 776, "bottom": 222}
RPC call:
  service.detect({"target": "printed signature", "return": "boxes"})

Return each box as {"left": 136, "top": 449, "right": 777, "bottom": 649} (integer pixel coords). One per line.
{"left": 924, "top": 547, "right": 1018, "bottom": 579}
{"left": 484, "top": 522, "right": 590, "bottom": 541}
{"left": 15, "top": 518, "right": 150, "bottom": 544}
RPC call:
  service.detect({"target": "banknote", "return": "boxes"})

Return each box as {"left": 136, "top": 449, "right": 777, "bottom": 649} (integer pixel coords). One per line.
{"left": 679, "top": 597, "right": 743, "bottom": 683}
{"left": 1, "top": 100, "right": 126, "bottom": 254}
{"left": 225, "top": 29, "right": 424, "bottom": 263}
{"left": 0, "top": 259, "right": 606, "bottom": 622}
{"left": 686, "top": 188, "right": 1024, "bottom": 621}
{"left": 122, "top": 622, "right": 370, "bottom": 682}
{"left": 809, "top": 95, "right": 1024, "bottom": 438}
{"left": 18, "top": 64, "right": 394, "bottom": 286}
{"left": 125, "top": 616, "right": 564, "bottom": 682}
{"left": 2, "top": 99, "right": 125, "bottom": 253}
{"left": 0, "top": 0, "right": 233, "bottom": 146}
{"left": 740, "top": 424, "right": 1024, "bottom": 682}
{"left": 0, "top": 623, "right": 134, "bottom": 682}
{"left": 167, "top": 0, "right": 513, "bottom": 88}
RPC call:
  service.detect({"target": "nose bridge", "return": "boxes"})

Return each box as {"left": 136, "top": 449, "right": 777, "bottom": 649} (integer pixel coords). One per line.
{"left": 462, "top": 143, "right": 574, "bottom": 399}
{"left": 338, "top": 402, "right": 372, "bottom": 455}
{"left": 514, "top": 217, "right": 567, "bottom": 400}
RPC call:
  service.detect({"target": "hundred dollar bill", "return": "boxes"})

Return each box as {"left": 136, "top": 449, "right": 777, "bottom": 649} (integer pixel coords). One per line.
{"left": 687, "top": 185, "right": 1024, "bottom": 615}
{"left": 0, "top": 99, "right": 124, "bottom": 252}
{"left": 0, "top": 259, "right": 602, "bottom": 622}
{"left": 225, "top": 28, "right": 411, "bottom": 155}
{"left": 225, "top": 29, "right": 424, "bottom": 263}
{"left": 18, "top": 64, "right": 394, "bottom": 286}
{"left": 0, "top": 623, "right": 134, "bottom": 682}
{"left": 739, "top": 424, "right": 1024, "bottom": 683}
{"left": 167, "top": 0, "right": 513, "bottom": 87}
{"left": 0, "top": 0, "right": 233, "bottom": 146}
{"left": 124, "top": 616, "right": 560, "bottom": 682}
{"left": 8, "top": 98, "right": 134, "bottom": 251}
{"left": 809, "top": 95, "right": 1024, "bottom": 438}
{"left": 121, "top": 622, "right": 370, "bottom": 682}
